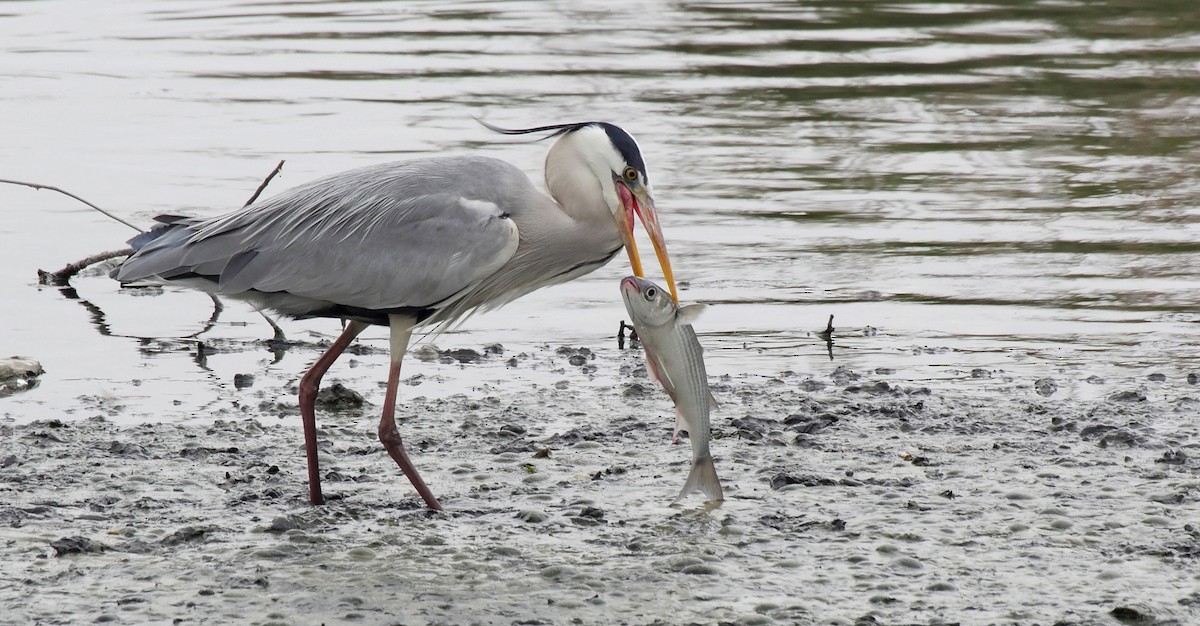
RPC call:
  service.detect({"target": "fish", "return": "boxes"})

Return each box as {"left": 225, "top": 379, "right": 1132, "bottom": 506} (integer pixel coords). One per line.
{"left": 619, "top": 275, "right": 723, "bottom": 503}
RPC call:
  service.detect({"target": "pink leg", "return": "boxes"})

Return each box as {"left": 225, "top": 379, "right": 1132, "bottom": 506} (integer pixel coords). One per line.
{"left": 299, "top": 321, "right": 367, "bottom": 505}
{"left": 380, "top": 314, "right": 443, "bottom": 510}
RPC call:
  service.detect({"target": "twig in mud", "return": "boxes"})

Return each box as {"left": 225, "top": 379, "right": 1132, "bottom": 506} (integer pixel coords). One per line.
{"left": 617, "top": 320, "right": 639, "bottom": 349}
{"left": 817, "top": 314, "right": 834, "bottom": 340}
{"left": 818, "top": 314, "right": 835, "bottom": 361}
{"left": 0, "top": 178, "right": 142, "bottom": 232}
{"left": 37, "top": 247, "right": 133, "bottom": 286}
{"left": 243, "top": 160, "right": 285, "bottom": 208}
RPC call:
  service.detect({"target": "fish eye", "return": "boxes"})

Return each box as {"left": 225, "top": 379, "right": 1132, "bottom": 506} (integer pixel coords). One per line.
{"left": 624, "top": 167, "right": 638, "bottom": 181}
{"left": 644, "top": 286, "right": 657, "bottom": 300}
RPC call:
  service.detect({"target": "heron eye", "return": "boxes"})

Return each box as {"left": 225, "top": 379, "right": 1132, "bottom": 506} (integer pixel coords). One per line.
{"left": 644, "top": 286, "right": 657, "bottom": 300}
{"left": 624, "top": 167, "right": 638, "bottom": 181}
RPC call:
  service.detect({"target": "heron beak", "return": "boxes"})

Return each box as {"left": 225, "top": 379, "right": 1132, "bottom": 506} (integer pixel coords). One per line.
{"left": 615, "top": 181, "right": 679, "bottom": 303}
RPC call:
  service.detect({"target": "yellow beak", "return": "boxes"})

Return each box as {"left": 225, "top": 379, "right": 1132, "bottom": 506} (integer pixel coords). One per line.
{"left": 614, "top": 181, "right": 678, "bottom": 303}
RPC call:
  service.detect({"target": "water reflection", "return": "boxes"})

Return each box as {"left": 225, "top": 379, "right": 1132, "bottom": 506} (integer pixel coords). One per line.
{"left": 2, "top": 0, "right": 1198, "bottom": 413}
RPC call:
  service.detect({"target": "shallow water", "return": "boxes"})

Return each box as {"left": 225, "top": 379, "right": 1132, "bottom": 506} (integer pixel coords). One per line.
{"left": 1, "top": 1, "right": 1199, "bottom": 624}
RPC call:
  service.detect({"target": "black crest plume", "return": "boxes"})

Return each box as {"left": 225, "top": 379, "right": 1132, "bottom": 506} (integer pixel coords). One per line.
{"left": 478, "top": 119, "right": 647, "bottom": 180}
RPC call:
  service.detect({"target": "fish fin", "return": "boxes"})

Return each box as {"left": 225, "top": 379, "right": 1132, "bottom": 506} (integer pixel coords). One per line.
{"left": 708, "top": 391, "right": 719, "bottom": 410}
{"left": 671, "top": 408, "right": 685, "bottom": 444}
{"left": 645, "top": 350, "right": 675, "bottom": 394}
{"left": 643, "top": 349, "right": 662, "bottom": 384}
{"left": 678, "top": 303, "right": 707, "bottom": 325}
{"left": 674, "top": 455, "right": 724, "bottom": 503}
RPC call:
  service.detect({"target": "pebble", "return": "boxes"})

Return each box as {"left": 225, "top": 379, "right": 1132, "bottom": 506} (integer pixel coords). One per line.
{"left": 316, "top": 383, "right": 365, "bottom": 411}
{"left": 346, "top": 547, "right": 376, "bottom": 561}
{"left": 515, "top": 510, "right": 547, "bottom": 523}
{"left": 799, "top": 379, "right": 826, "bottom": 392}
{"left": 0, "top": 356, "right": 43, "bottom": 380}
{"left": 0, "top": 356, "right": 43, "bottom": 396}
{"left": 1034, "top": 378, "right": 1057, "bottom": 396}
{"left": 50, "top": 536, "right": 98, "bottom": 556}
{"left": 1108, "top": 390, "right": 1146, "bottom": 403}
{"left": 539, "top": 565, "right": 575, "bottom": 580}
{"left": 441, "top": 348, "right": 482, "bottom": 363}
{"left": 623, "top": 383, "right": 648, "bottom": 397}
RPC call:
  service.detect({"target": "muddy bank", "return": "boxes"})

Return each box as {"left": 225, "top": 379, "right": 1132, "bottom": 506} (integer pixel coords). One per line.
{"left": 1, "top": 346, "right": 1198, "bottom": 625}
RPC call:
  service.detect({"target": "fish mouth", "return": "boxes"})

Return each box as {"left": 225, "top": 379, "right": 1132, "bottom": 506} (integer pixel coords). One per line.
{"left": 614, "top": 181, "right": 678, "bottom": 303}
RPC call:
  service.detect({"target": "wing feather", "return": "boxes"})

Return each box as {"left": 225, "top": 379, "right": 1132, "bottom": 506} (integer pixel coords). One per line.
{"left": 116, "top": 157, "right": 525, "bottom": 313}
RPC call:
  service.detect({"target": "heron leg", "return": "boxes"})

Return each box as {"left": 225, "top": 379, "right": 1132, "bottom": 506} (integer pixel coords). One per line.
{"left": 380, "top": 314, "right": 443, "bottom": 511}
{"left": 299, "top": 320, "right": 367, "bottom": 505}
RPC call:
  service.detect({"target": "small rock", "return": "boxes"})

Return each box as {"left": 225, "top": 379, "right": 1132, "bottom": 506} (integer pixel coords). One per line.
{"left": 568, "top": 354, "right": 587, "bottom": 366}
{"left": 1110, "top": 606, "right": 1152, "bottom": 625}
{"left": 161, "top": 526, "right": 210, "bottom": 545}
{"left": 830, "top": 366, "right": 860, "bottom": 386}
{"left": 316, "top": 384, "right": 365, "bottom": 411}
{"left": 0, "top": 356, "right": 44, "bottom": 397}
{"left": 731, "top": 416, "right": 776, "bottom": 440}
{"left": 971, "top": 368, "right": 991, "bottom": 379}
{"left": 784, "top": 413, "right": 838, "bottom": 434}
{"left": 441, "top": 348, "right": 482, "bottom": 364}
{"left": 623, "top": 383, "right": 648, "bottom": 397}
{"left": 798, "top": 379, "right": 826, "bottom": 392}
{"left": 51, "top": 536, "right": 99, "bottom": 556}
{"left": 108, "top": 441, "right": 148, "bottom": 457}
{"left": 268, "top": 517, "right": 300, "bottom": 533}
{"left": 1080, "top": 424, "right": 1116, "bottom": 439}
{"left": 1156, "top": 450, "right": 1187, "bottom": 465}
{"left": 499, "top": 423, "right": 527, "bottom": 436}
{"left": 1188, "top": 373, "right": 1199, "bottom": 385}
{"left": 769, "top": 473, "right": 834, "bottom": 490}
{"left": 233, "top": 373, "right": 255, "bottom": 389}
{"left": 579, "top": 506, "right": 605, "bottom": 520}
{"left": 0, "top": 356, "right": 43, "bottom": 381}
{"left": 1034, "top": 378, "right": 1057, "bottom": 397}
{"left": 1098, "top": 430, "right": 1139, "bottom": 448}
{"left": 1147, "top": 373, "right": 1166, "bottom": 382}
{"left": 413, "top": 345, "right": 441, "bottom": 362}
{"left": 1108, "top": 390, "right": 1146, "bottom": 403}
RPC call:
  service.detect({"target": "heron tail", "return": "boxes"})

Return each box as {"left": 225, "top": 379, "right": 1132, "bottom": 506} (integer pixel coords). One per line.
{"left": 674, "top": 455, "right": 723, "bottom": 503}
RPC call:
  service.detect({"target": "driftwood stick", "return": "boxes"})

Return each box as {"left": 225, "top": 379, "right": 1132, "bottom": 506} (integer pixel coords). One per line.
{"left": 817, "top": 314, "right": 834, "bottom": 340}
{"left": 0, "top": 178, "right": 142, "bottom": 232}
{"left": 38, "top": 247, "right": 134, "bottom": 286}
{"left": 243, "top": 160, "right": 285, "bottom": 208}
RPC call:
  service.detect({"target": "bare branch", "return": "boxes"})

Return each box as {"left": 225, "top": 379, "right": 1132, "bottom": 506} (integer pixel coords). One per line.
{"left": 37, "top": 248, "right": 132, "bottom": 286}
{"left": 0, "top": 178, "right": 142, "bottom": 232}
{"left": 243, "top": 160, "right": 285, "bottom": 208}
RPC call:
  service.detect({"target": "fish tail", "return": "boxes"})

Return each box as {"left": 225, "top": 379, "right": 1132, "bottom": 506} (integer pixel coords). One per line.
{"left": 674, "top": 455, "right": 724, "bottom": 503}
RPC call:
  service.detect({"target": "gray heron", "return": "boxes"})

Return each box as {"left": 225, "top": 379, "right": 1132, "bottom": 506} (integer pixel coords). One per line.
{"left": 112, "top": 121, "right": 678, "bottom": 510}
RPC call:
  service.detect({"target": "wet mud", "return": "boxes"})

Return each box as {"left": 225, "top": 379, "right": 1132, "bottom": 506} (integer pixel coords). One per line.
{"left": 1, "top": 344, "right": 1197, "bottom": 625}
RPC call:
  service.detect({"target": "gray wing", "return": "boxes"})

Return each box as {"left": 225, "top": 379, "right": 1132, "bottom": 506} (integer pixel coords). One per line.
{"left": 115, "top": 157, "right": 523, "bottom": 311}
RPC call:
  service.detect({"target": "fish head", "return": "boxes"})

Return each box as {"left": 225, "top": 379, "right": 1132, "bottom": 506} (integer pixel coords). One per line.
{"left": 620, "top": 275, "right": 678, "bottom": 329}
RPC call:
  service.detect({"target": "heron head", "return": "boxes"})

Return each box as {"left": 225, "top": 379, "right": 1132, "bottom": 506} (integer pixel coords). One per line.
{"left": 480, "top": 120, "right": 679, "bottom": 303}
